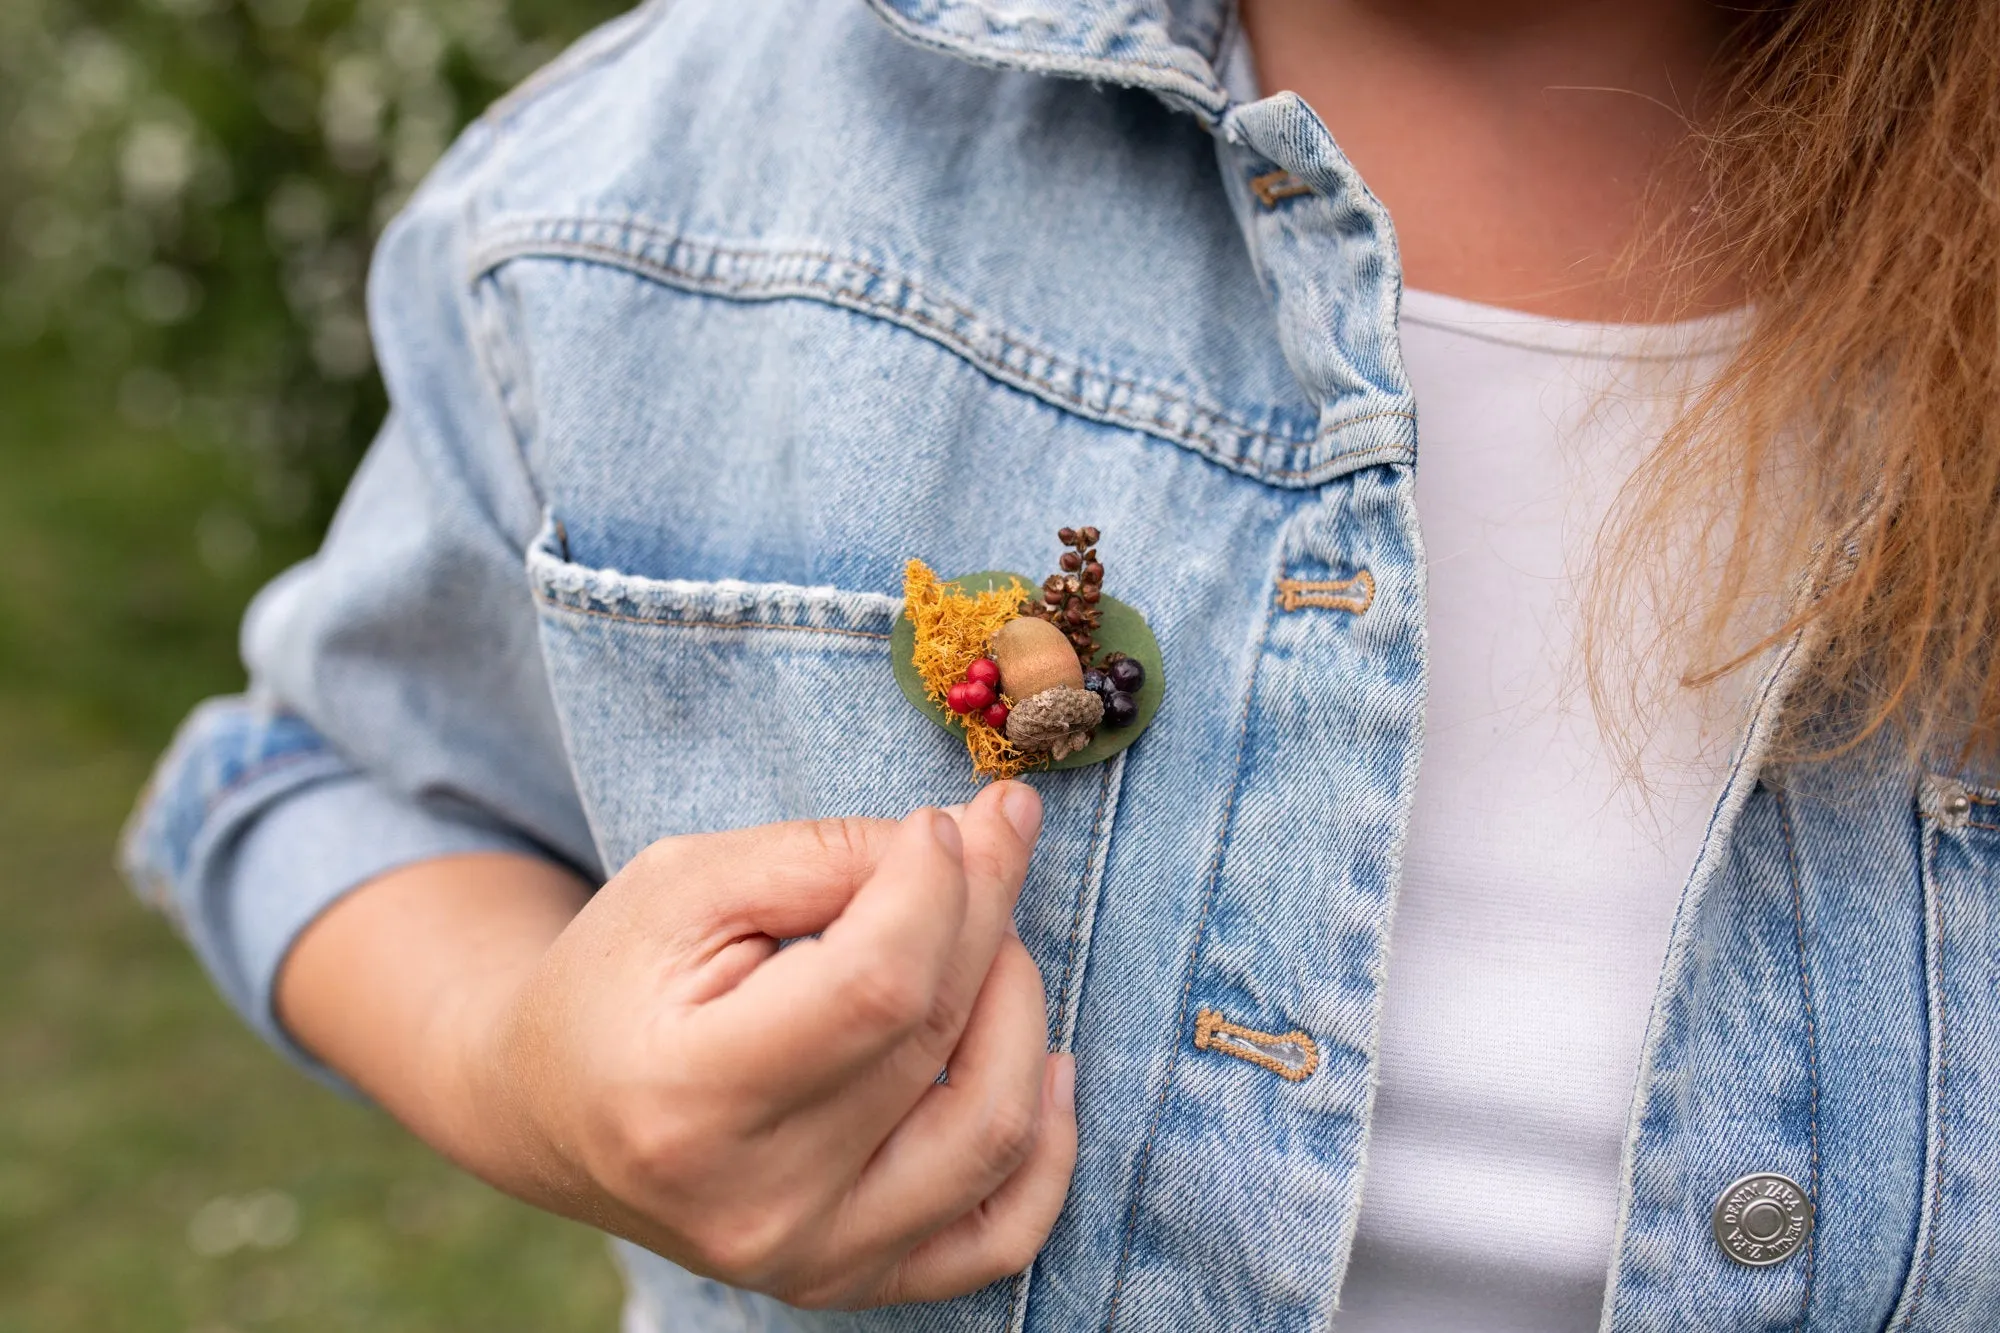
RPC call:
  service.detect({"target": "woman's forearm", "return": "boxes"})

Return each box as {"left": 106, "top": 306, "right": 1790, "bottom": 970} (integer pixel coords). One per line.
{"left": 275, "top": 851, "right": 592, "bottom": 1188}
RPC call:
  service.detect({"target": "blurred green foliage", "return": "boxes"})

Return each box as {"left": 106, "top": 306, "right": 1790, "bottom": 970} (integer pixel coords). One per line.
{"left": 0, "top": 0, "right": 631, "bottom": 1326}
{"left": 0, "top": 0, "right": 634, "bottom": 730}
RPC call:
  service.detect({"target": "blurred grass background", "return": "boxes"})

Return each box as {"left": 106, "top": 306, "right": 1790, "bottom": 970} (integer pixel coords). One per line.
{"left": 1, "top": 0, "right": 631, "bottom": 1327}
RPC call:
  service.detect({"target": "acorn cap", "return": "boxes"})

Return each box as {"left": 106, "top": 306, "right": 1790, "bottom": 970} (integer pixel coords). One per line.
{"left": 990, "top": 616, "right": 1084, "bottom": 699}
{"left": 1005, "top": 686, "right": 1103, "bottom": 760}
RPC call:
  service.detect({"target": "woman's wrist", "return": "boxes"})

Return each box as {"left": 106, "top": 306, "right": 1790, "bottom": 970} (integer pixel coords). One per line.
{"left": 429, "top": 921, "right": 593, "bottom": 1212}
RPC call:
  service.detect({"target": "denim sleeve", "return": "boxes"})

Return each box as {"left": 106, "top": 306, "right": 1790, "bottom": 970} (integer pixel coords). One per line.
{"left": 120, "top": 119, "right": 600, "bottom": 1076}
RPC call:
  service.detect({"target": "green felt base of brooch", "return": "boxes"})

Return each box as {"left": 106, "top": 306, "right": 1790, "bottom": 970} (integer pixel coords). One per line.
{"left": 891, "top": 569, "right": 1164, "bottom": 771}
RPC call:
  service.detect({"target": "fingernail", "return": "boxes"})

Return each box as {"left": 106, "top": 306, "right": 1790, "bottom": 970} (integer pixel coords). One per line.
{"left": 1052, "top": 1054, "right": 1076, "bottom": 1115}
{"left": 997, "top": 782, "right": 1043, "bottom": 847}
{"left": 928, "top": 808, "right": 964, "bottom": 857}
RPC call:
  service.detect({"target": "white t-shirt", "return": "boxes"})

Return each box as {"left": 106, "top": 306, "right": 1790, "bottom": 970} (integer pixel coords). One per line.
{"left": 1334, "top": 290, "right": 1742, "bottom": 1332}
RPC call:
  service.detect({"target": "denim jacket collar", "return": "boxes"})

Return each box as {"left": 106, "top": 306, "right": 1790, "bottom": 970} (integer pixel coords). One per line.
{"left": 864, "top": 0, "right": 1234, "bottom": 120}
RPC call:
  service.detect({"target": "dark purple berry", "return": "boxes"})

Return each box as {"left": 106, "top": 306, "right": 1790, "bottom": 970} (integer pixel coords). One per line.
{"left": 1082, "top": 668, "right": 1112, "bottom": 699}
{"left": 1107, "top": 657, "right": 1146, "bottom": 694}
{"left": 1101, "top": 690, "right": 1139, "bottom": 728}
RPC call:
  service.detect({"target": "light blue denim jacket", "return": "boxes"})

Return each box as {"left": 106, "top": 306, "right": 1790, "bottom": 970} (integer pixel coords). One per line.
{"left": 124, "top": 0, "right": 2000, "bottom": 1328}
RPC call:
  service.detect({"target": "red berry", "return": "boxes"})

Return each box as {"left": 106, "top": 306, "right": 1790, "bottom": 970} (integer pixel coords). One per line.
{"left": 982, "top": 702, "right": 1010, "bottom": 731}
{"left": 944, "top": 679, "right": 994, "bottom": 715}
{"left": 965, "top": 657, "right": 1001, "bottom": 688}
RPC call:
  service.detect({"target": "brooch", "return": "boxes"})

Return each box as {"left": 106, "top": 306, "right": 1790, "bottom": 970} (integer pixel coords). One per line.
{"left": 894, "top": 525, "right": 1162, "bottom": 779}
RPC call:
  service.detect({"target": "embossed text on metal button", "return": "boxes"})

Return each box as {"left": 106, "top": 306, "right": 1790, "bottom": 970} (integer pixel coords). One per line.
{"left": 1711, "top": 1173, "right": 1813, "bottom": 1266}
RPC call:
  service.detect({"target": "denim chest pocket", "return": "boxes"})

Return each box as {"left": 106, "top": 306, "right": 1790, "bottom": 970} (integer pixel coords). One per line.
{"left": 526, "top": 525, "right": 1123, "bottom": 1046}
{"left": 1883, "top": 775, "right": 2000, "bottom": 1331}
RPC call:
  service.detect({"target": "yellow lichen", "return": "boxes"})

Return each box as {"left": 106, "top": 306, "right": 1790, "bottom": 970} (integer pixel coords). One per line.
{"left": 903, "top": 559, "right": 1038, "bottom": 780}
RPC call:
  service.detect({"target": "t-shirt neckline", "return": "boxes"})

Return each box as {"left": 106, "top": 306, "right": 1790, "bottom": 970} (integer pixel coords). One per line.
{"left": 1399, "top": 287, "right": 1748, "bottom": 362}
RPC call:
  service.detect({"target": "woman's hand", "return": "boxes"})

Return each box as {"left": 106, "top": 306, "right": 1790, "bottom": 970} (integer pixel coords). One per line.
{"left": 278, "top": 781, "right": 1075, "bottom": 1310}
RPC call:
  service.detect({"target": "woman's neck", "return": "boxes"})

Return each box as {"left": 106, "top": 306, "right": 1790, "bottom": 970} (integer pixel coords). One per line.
{"left": 1238, "top": 0, "right": 1739, "bottom": 322}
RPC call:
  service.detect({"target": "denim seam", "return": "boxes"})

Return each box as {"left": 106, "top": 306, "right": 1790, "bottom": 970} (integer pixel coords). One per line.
{"left": 1893, "top": 819, "right": 1949, "bottom": 1332}
{"left": 1777, "top": 788, "right": 1820, "bottom": 1330}
{"left": 468, "top": 271, "right": 551, "bottom": 517}
{"left": 1050, "top": 752, "right": 1124, "bottom": 1051}
{"left": 476, "top": 231, "right": 1280, "bottom": 442}
{"left": 1012, "top": 753, "right": 1125, "bottom": 1333}
{"left": 1101, "top": 570, "right": 1279, "bottom": 1333}
{"left": 199, "top": 748, "right": 338, "bottom": 823}
{"left": 859, "top": 0, "right": 1231, "bottom": 123}
{"left": 533, "top": 596, "right": 894, "bottom": 641}
{"left": 1596, "top": 618, "right": 1816, "bottom": 1333}
{"left": 470, "top": 226, "right": 1414, "bottom": 485}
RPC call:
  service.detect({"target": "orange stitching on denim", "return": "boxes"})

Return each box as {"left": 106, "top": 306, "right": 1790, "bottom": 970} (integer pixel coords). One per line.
{"left": 474, "top": 228, "right": 1418, "bottom": 479}
{"left": 1277, "top": 570, "right": 1374, "bottom": 614}
{"left": 1104, "top": 583, "right": 1279, "bottom": 1332}
{"left": 1898, "top": 823, "right": 1949, "bottom": 1332}
{"left": 534, "top": 595, "right": 892, "bottom": 640}
{"left": 1776, "top": 789, "right": 1820, "bottom": 1330}
{"left": 493, "top": 233, "right": 1244, "bottom": 433}
{"left": 1966, "top": 819, "right": 2000, "bottom": 832}
{"left": 1192, "top": 1008, "right": 1319, "bottom": 1081}
{"left": 1250, "top": 170, "right": 1313, "bottom": 207}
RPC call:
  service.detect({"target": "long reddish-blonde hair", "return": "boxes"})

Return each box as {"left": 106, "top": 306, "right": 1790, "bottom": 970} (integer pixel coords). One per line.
{"left": 1598, "top": 0, "right": 2000, "bottom": 764}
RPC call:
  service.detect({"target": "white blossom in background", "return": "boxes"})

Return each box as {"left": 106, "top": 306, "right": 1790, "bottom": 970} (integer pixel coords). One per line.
{"left": 186, "top": 1188, "right": 301, "bottom": 1257}
{"left": 0, "top": 0, "right": 599, "bottom": 551}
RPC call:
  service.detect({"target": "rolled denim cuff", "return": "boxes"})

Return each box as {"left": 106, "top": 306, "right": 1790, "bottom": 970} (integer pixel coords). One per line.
{"left": 122, "top": 695, "right": 544, "bottom": 1082}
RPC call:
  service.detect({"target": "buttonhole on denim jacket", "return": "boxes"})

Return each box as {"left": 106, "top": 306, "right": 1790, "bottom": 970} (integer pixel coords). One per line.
{"left": 1194, "top": 1008, "right": 1319, "bottom": 1081}
{"left": 552, "top": 518, "right": 571, "bottom": 562}
{"left": 1250, "top": 170, "right": 1314, "bottom": 208}
{"left": 1276, "top": 570, "right": 1374, "bottom": 615}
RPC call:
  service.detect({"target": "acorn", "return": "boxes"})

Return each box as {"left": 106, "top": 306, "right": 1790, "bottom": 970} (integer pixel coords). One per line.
{"left": 989, "top": 616, "right": 1084, "bottom": 699}
{"left": 1005, "top": 686, "right": 1103, "bottom": 761}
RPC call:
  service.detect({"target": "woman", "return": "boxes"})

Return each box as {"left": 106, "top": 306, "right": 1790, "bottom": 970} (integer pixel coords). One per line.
{"left": 125, "top": 0, "right": 2000, "bottom": 1329}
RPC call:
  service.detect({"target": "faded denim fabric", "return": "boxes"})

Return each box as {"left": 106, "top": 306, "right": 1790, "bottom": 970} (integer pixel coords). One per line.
{"left": 121, "top": 0, "right": 2000, "bottom": 1328}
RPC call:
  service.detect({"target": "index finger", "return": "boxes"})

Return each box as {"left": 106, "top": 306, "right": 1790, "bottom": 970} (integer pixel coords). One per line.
{"left": 693, "top": 806, "right": 972, "bottom": 1102}
{"left": 639, "top": 815, "right": 902, "bottom": 943}
{"left": 764, "top": 780, "right": 1045, "bottom": 1140}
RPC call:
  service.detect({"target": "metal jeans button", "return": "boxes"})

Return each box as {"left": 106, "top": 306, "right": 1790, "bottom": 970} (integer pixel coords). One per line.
{"left": 1712, "top": 1173, "right": 1813, "bottom": 1266}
